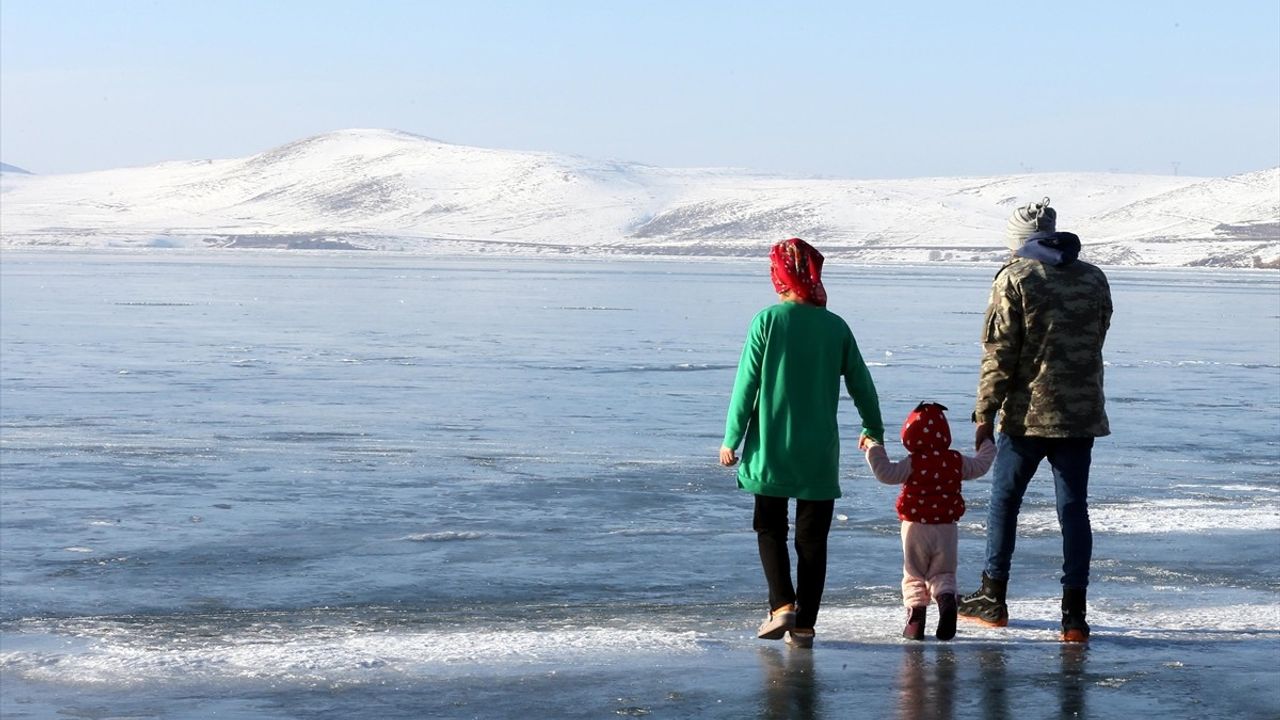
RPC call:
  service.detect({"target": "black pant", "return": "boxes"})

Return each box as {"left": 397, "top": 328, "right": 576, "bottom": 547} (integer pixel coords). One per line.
{"left": 753, "top": 495, "right": 835, "bottom": 630}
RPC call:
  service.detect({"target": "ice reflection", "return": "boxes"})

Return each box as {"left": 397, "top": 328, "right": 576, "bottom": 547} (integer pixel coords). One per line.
{"left": 974, "top": 646, "right": 1011, "bottom": 720}
{"left": 1059, "top": 644, "right": 1088, "bottom": 719}
{"left": 895, "top": 645, "right": 957, "bottom": 720}
{"left": 894, "top": 643, "right": 1090, "bottom": 720}
{"left": 758, "top": 646, "right": 820, "bottom": 720}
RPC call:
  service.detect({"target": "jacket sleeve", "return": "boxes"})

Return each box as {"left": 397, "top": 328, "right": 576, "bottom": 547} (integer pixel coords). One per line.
{"left": 960, "top": 439, "right": 996, "bottom": 480}
{"left": 865, "top": 443, "right": 911, "bottom": 485}
{"left": 843, "top": 330, "right": 885, "bottom": 443}
{"left": 722, "top": 313, "right": 766, "bottom": 450}
{"left": 974, "top": 269, "right": 1023, "bottom": 425}
{"left": 1100, "top": 274, "right": 1114, "bottom": 345}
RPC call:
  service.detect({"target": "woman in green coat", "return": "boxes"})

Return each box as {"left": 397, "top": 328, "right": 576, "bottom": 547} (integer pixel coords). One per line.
{"left": 720, "top": 238, "right": 884, "bottom": 647}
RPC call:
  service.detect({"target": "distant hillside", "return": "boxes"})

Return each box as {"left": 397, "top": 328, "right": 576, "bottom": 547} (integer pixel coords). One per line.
{"left": 1, "top": 129, "right": 1276, "bottom": 267}
{"left": 0, "top": 162, "right": 33, "bottom": 175}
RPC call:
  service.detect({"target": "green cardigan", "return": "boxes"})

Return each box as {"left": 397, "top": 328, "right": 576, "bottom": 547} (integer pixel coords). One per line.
{"left": 722, "top": 302, "right": 884, "bottom": 500}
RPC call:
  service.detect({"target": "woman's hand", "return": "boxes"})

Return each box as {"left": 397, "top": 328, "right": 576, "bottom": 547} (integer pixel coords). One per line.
{"left": 719, "top": 447, "right": 738, "bottom": 466}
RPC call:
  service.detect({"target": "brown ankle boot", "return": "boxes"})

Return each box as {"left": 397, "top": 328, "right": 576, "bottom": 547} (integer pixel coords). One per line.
{"left": 903, "top": 606, "right": 926, "bottom": 641}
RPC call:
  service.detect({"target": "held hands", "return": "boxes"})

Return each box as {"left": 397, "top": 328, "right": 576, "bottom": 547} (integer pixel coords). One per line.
{"left": 974, "top": 421, "right": 995, "bottom": 450}
{"left": 725, "top": 435, "right": 885, "bottom": 464}
{"left": 719, "top": 446, "right": 738, "bottom": 466}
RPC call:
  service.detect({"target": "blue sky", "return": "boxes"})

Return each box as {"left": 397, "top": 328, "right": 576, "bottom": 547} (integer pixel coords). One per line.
{"left": 2, "top": 0, "right": 1278, "bottom": 178}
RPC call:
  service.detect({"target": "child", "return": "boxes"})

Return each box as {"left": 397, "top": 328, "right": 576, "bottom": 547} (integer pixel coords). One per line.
{"left": 864, "top": 402, "right": 995, "bottom": 640}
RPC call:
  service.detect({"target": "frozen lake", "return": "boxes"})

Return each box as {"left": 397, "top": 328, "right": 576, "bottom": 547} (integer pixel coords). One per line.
{"left": 1, "top": 251, "right": 1277, "bottom": 719}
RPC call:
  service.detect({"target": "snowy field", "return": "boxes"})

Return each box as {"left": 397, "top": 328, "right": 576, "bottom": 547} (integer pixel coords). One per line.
{"left": 3, "top": 129, "right": 1277, "bottom": 267}
{"left": 1, "top": 251, "right": 1277, "bottom": 719}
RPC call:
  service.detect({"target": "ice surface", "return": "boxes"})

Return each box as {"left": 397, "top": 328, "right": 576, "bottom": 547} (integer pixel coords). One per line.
{"left": 1, "top": 252, "right": 1276, "bottom": 718}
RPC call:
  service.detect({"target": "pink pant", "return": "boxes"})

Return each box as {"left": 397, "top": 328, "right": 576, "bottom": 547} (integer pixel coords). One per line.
{"left": 900, "top": 521, "right": 958, "bottom": 607}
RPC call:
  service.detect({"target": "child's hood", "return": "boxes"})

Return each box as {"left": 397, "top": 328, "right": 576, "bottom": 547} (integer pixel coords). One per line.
{"left": 901, "top": 402, "right": 952, "bottom": 452}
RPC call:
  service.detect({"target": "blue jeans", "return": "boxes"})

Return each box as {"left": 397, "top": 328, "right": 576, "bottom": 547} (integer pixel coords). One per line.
{"left": 984, "top": 433, "right": 1094, "bottom": 588}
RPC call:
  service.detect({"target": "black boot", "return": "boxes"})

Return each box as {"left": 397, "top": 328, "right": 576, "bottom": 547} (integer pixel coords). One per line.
{"left": 1061, "top": 587, "right": 1090, "bottom": 643}
{"left": 957, "top": 572, "right": 1008, "bottom": 627}
{"left": 902, "top": 606, "right": 926, "bottom": 641}
{"left": 935, "top": 593, "right": 958, "bottom": 640}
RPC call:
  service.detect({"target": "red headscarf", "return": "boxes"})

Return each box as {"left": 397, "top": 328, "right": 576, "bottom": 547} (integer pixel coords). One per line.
{"left": 769, "top": 238, "right": 827, "bottom": 307}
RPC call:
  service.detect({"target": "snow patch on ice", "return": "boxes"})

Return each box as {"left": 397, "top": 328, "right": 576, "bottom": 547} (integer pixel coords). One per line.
{"left": 397, "top": 531, "right": 488, "bottom": 542}
{"left": 815, "top": 598, "right": 1280, "bottom": 644}
{"left": 0, "top": 624, "right": 703, "bottom": 687}
{"left": 1005, "top": 499, "right": 1280, "bottom": 535}
{"left": 2, "top": 594, "right": 1275, "bottom": 689}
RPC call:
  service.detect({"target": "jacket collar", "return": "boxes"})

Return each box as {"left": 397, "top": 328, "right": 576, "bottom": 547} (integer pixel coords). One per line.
{"left": 1015, "top": 231, "right": 1081, "bottom": 266}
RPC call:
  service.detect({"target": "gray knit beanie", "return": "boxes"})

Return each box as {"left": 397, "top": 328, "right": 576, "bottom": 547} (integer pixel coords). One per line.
{"left": 1005, "top": 197, "right": 1056, "bottom": 250}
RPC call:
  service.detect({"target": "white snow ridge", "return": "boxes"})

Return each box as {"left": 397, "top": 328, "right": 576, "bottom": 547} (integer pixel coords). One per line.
{"left": 1, "top": 128, "right": 1276, "bottom": 267}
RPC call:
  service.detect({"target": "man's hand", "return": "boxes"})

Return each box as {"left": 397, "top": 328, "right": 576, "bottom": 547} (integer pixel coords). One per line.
{"left": 974, "top": 421, "right": 995, "bottom": 450}
{"left": 719, "top": 446, "right": 738, "bottom": 466}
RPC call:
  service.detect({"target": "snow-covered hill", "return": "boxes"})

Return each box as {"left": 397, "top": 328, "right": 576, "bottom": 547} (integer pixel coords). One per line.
{"left": 2, "top": 129, "right": 1276, "bottom": 267}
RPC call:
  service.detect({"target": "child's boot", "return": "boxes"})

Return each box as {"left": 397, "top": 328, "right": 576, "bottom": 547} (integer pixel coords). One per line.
{"left": 902, "top": 606, "right": 927, "bottom": 641}
{"left": 1060, "top": 587, "right": 1090, "bottom": 643}
{"left": 935, "top": 593, "right": 958, "bottom": 640}
{"left": 958, "top": 572, "right": 1008, "bottom": 627}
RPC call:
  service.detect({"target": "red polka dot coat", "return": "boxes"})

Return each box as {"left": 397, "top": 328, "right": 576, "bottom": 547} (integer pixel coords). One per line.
{"left": 895, "top": 403, "right": 965, "bottom": 524}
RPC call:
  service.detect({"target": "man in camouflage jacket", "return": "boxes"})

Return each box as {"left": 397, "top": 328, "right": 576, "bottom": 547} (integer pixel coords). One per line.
{"left": 958, "top": 198, "right": 1112, "bottom": 643}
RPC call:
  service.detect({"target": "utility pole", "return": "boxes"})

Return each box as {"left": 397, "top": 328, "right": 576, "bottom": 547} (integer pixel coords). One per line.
{"left": 1172, "top": 161, "right": 1181, "bottom": 176}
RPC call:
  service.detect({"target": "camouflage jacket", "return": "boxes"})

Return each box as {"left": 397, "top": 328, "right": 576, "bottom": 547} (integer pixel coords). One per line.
{"left": 974, "top": 242, "right": 1112, "bottom": 438}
